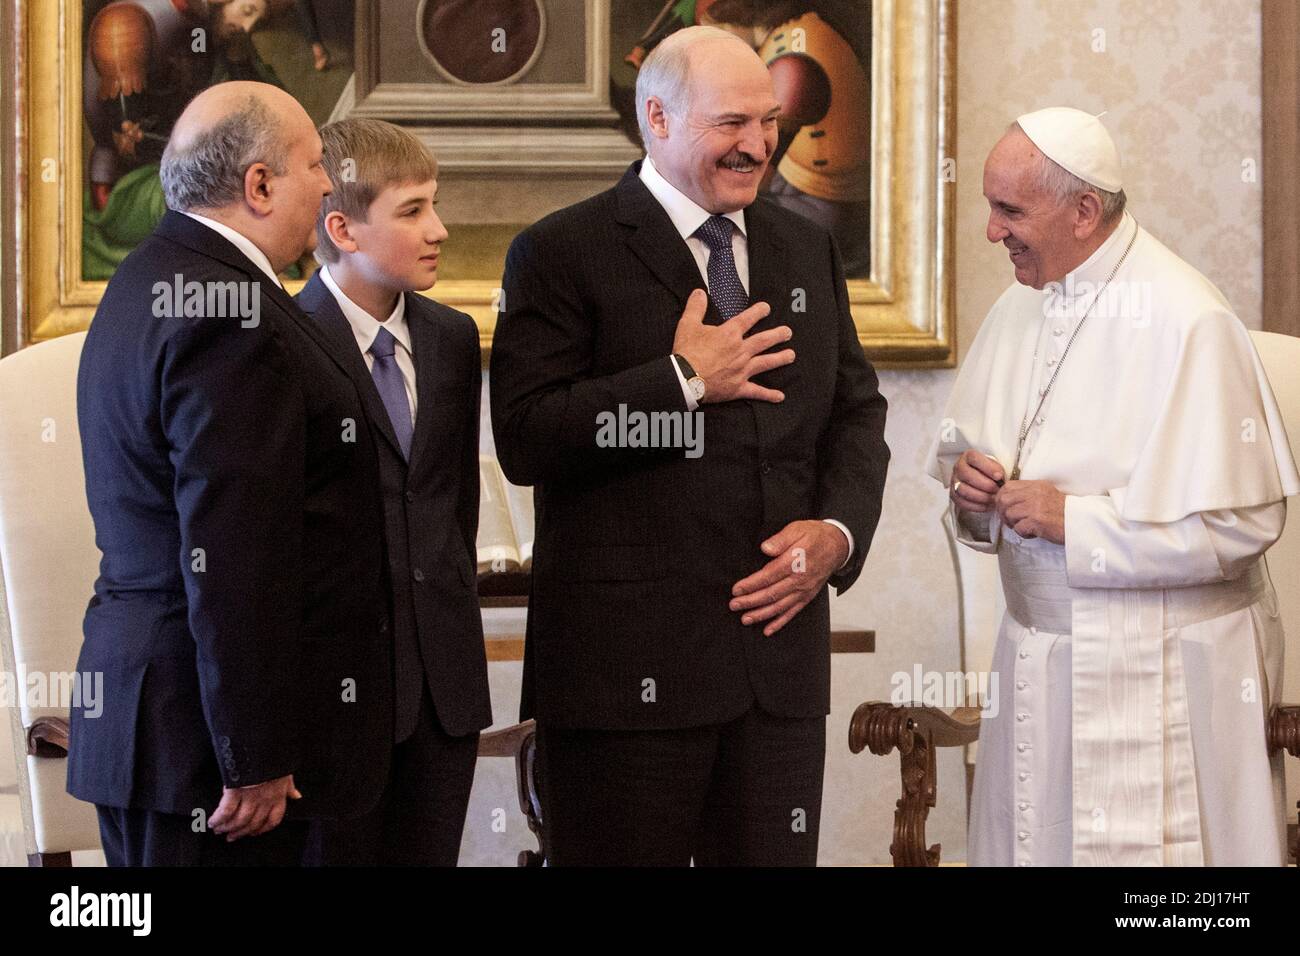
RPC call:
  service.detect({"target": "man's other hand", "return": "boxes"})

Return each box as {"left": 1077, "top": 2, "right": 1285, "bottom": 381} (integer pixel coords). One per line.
{"left": 729, "top": 520, "right": 849, "bottom": 636}
{"left": 209, "top": 773, "right": 301, "bottom": 842}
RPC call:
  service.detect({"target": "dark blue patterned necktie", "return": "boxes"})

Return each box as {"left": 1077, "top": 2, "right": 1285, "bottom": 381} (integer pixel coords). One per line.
{"left": 694, "top": 215, "right": 749, "bottom": 321}
{"left": 369, "top": 327, "right": 413, "bottom": 461}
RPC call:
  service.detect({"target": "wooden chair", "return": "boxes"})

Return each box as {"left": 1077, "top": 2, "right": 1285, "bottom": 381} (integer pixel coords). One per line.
{"left": 477, "top": 718, "right": 544, "bottom": 866}
{"left": 476, "top": 570, "right": 545, "bottom": 866}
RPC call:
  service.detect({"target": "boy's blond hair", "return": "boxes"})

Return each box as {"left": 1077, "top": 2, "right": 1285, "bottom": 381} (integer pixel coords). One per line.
{"left": 314, "top": 118, "right": 440, "bottom": 263}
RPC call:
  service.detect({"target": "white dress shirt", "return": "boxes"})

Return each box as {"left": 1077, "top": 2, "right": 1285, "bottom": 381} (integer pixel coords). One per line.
{"left": 181, "top": 211, "right": 283, "bottom": 288}
{"left": 637, "top": 156, "right": 854, "bottom": 566}
{"left": 318, "top": 264, "right": 418, "bottom": 424}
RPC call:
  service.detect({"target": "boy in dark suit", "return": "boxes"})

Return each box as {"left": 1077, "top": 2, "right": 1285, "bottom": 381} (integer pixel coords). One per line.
{"left": 296, "top": 119, "right": 492, "bottom": 865}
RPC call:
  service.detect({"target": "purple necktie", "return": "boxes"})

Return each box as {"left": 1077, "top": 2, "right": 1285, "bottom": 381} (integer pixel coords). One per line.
{"left": 369, "top": 327, "right": 413, "bottom": 460}
{"left": 694, "top": 215, "right": 749, "bottom": 321}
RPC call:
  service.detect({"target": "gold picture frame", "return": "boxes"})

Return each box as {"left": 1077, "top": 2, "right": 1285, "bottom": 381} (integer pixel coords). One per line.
{"left": 14, "top": 0, "right": 955, "bottom": 367}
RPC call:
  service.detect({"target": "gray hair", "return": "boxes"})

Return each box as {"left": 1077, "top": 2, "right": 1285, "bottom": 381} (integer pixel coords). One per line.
{"left": 1011, "top": 121, "right": 1127, "bottom": 224}
{"left": 161, "top": 95, "right": 287, "bottom": 212}
{"left": 635, "top": 25, "right": 748, "bottom": 149}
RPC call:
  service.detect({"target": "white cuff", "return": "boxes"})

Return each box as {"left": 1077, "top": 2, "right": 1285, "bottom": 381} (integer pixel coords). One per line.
{"left": 822, "top": 519, "right": 854, "bottom": 570}
{"left": 671, "top": 355, "right": 699, "bottom": 411}
{"left": 945, "top": 504, "right": 1000, "bottom": 554}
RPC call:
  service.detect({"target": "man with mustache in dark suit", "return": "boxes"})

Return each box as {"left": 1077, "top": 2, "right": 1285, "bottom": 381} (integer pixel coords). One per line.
{"left": 491, "top": 26, "right": 889, "bottom": 866}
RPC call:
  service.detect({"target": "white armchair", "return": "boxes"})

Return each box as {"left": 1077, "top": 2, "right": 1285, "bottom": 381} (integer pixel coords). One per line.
{"left": 0, "top": 333, "right": 103, "bottom": 865}
{"left": 1249, "top": 330, "right": 1300, "bottom": 851}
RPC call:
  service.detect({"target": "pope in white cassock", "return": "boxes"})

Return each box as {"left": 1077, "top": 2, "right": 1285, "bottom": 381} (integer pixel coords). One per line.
{"left": 928, "top": 107, "right": 1300, "bottom": 866}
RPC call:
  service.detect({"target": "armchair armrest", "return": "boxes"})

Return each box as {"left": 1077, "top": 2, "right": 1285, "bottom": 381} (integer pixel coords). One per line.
{"left": 1268, "top": 705, "right": 1300, "bottom": 757}
{"left": 477, "top": 719, "right": 544, "bottom": 866}
{"left": 26, "top": 716, "right": 69, "bottom": 758}
{"left": 849, "top": 702, "right": 981, "bottom": 866}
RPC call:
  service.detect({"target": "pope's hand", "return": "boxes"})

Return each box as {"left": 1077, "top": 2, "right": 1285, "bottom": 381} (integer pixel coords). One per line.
{"left": 728, "top": 520, "right": 849, "bottom": 637}
{"left": 950, "top": 450, "right": 1004, "bottom": 514}
{"left": 996, "top": 480, "right": 1066, "bottom": 544}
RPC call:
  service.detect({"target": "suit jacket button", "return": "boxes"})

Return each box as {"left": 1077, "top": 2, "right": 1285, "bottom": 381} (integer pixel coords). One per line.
{"left": 379, "top": 616, "right": 390, "bottom": 634}
{"left": 405, "top": 490, "right": 415, "bottom": 503}
{"left": 412, "top": 568, "right": 425, "bottom": 582}
{"left": 760, "top": 461, "right": 771, "bottom": 475}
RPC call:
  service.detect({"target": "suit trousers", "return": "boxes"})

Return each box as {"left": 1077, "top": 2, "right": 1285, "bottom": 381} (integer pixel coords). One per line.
{"left": 304, "top": 682, "right": 480, "bottom": 866}
{"left": 96, "top": 804, "right": 309, "bottom": 866}
{"left": 535, "top": 704, "right": 826, "bottom": 866}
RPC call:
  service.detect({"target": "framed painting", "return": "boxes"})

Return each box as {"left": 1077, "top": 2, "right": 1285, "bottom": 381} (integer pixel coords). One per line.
{"left": 13, "top": 0, "right": 955, "bottom": 366}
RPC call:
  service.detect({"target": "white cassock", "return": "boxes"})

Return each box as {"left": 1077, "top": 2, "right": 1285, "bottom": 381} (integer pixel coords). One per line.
{"left": 928, "top": 211, "right": 1300, "bottom": 866}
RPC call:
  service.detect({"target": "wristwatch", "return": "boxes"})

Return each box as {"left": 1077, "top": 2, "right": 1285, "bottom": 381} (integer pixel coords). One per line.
{"left": 673, "top": 354, "right": 707, "bottom": 403}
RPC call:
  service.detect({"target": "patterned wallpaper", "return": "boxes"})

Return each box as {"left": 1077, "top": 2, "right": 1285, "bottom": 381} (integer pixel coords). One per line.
{"left": 461, "top": 0, "right": 1264, "bottom": 866}
{"left": 956, "top": 0, "right": 1263, "bottom": 334}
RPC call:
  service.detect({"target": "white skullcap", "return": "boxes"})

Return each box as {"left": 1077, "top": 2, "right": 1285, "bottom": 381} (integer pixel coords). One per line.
{"left": 1015, "top": 107, "right": 1123, "bottom": 193}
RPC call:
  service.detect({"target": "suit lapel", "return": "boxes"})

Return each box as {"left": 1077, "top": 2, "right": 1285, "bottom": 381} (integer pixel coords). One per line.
{"left": 297, "top": 271, "right": 406, "bottom": 460}
{"left": 742, "top": 198, "right": 790, "bottom": 334}
{"left": 738, "top": 199, "right": 795, "bottom": 430}
{"left": 615, "top": 165, "right": 716, "bottom": 319}
{"left": 404, "top": 296, "right": 445, "bottom": 474}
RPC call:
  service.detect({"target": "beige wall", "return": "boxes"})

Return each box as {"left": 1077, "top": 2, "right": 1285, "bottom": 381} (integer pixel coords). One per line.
{"left": 461, "top": 0, "right": 1264, "bottom": 866}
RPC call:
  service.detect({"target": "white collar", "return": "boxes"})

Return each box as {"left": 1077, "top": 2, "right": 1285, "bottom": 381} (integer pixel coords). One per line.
{"left": 1053, "top": 211, "right": 1139, "bottom": 298}
{"left": 317, "top": 263, "right": 411, "bottom": 357}
{"left": 181, "top": 211, "right": 282, "bottom": 288}
{"left": 639, "top": 156, "right": 747, "bottom": 242}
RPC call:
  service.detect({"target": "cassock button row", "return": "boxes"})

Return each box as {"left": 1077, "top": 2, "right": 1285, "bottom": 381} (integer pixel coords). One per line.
{"left": 1019, "top": 772, "right": 1029, "bottom": 781}
{"left": 1038, "top": 387, "right": 1047, "bottom": 396}
{"left": 1016, "top": 712, "right": 1028, "bottom": 722}
{"left": 1019, "top": 649, "right": 1030, "bottom": 659}
{"left": 1019, "top": 802, "right": 1030, "bottom": 811}
{"left": 1036, "top": 417, "right": 1045, "bottom": 426}
{"left": 1017, "top": 743, "right": 1028, "bottom": 752}
{"left": 1047, "top": 357, "right": 1057, "bottom": 367}
{"left": 1053, "top": 327, "right": 1064, "bottom": 336}
{"left": 1018, "top": 831, "right": 1029, "bottom": 841}
{"left": 1029, "top": 626, "right": 1037, "bottom": 635}
{"left": 1016, "top": 680, "right": 1027, "bottom": 689}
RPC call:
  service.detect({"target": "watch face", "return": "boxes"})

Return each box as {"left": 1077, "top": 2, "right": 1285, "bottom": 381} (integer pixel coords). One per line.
{"left": 689, "top": 378, "right": 706, "bottom": 400}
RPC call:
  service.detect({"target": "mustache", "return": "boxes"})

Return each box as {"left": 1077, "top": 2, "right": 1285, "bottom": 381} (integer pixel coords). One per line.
{"left": 719, "top": 150, "right": 764, "bottom": 167}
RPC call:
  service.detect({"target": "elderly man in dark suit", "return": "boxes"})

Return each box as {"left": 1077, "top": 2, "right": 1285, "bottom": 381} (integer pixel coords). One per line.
{"left": 70, "top": 81, "right": 392, "bottom": 866}
{"left": 490, "top": 26, "right": 890, "bottom": 866}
